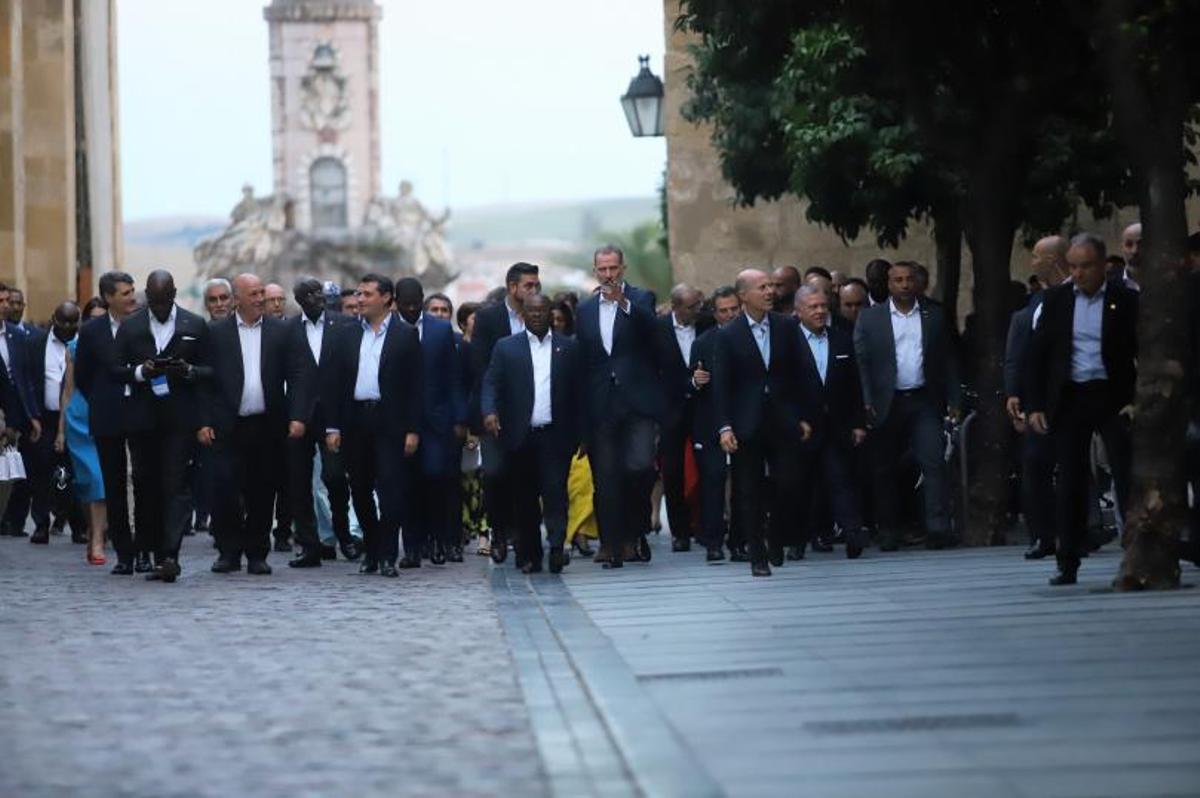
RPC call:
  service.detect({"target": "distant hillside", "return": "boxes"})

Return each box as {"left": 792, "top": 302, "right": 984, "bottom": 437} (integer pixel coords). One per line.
{"left": 448, "top": 196, "right": 659, "bottom": 248}
{"left": 125, "top": 216, "right": 225, "bottom": 249}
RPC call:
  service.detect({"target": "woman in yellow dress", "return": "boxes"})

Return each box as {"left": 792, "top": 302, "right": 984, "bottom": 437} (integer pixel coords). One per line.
{"left": 551, "top": 296, "right": 598, "bottom": 557}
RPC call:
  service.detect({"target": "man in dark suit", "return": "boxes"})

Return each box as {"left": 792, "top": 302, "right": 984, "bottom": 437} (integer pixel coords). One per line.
{"left": 1004, "top": 235, "right": 1068, "bottom": 560}
{"left": 713, "top": 269, "right": 813, "bottom": 577}
{"left": 285, "top": 277, "right": 361, "bottom": 568}
{"left": 1028, "top": 233, "right": 1138, "bottom": 585}
{"left": 575, "top": 245, "right": 662, "bottom": 568}
{"left": 853, "top": 261, "right": 962, "bottom": 551}
{"left": 0, "top": 282, "right": 42, "bottom": 538}
{"left": 325, "top": 274, "right": 423, "bottom": 577}
{"left": 654, "top": 283, "right": 703, "bottom": 550}
{"left": 395, "top": 277, "right": 467, "bottom": 565}
{"left": 793, "top": 285, "right": 867, "bottom": 559}
{"left": 198, "top": 274, "right": 308, "bottom": 575}
{"left": 469, "top": 262, "right": 541, "bottom": 563}
{"left": 24, "top": 303, "right": 86, "bottom": 545}
{"left": 114, "top": 269, "right": 212, "bottom": 583}
{"left": 689, "top": 286, "right": 741, "bottom": 561}
{"left": 482, "top": 294, "right": 583, "bottom": 574}
{"left": 73, "top": 271, "right": 141, "bottom": 572}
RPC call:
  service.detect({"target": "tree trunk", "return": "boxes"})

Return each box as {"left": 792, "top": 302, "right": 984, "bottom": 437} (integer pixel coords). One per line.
{"left": 1096, "top": 0, "right": 1189, "bottom": 590}
{"left": 962, "top": 184, "right": 1017, "bottom": 547}
{"left": 933, "top": 212, "right": 963, "bottom": 333}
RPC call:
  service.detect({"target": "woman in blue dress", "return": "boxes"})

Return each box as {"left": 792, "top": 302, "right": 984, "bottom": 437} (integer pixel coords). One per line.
{"left": 55, "top": 298, "right": 107, "bottom": 565}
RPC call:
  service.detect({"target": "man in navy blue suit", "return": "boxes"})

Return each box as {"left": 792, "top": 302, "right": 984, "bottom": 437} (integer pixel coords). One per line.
{"left": 574, "top": 245, "right": 661, "bottom": 568}
{"left": 395, "top": 278, "right": 468, "bottom": 565}
{"left": 482, "top": 294, "right": 584, "bottom": 573}
{"left": 793, "top": 284, "right": 868, "bottom": 559}
{"left": 0, "top": 281, "right": 43, "bottom": 538}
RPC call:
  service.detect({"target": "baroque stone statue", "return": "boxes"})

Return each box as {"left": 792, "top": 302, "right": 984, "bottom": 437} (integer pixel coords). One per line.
{"left": 362, "top": 180, "right": 453, "bottom": 277}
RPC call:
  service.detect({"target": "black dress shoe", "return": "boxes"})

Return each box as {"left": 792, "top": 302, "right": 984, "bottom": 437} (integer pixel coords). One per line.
{"left": 29, "top": 526, "right": 49, "bottom": 544}
{"left": 846, "top": 542, "right": 864, "bottom": 560}
{"left": 247, "top": 559, "right": 272, "bottom": 575}
{"left": 320, "top": 544, "right": 338, "bottom": 561}
{"left": 359, "top": 559, "right": 379, "bottom": 575}
{"left": 573, "top": 539, "right": 595, "bottom": 557}
{"left": 592, "top": 543, "right": 611, "bottom": 564}
{"left": 672, "top": 537, "right": 691, "bottom": 553}
{"left": 430, "top": 541, "right": 447, "bottom": 565}
{"left": 491, "top": 538, "right": 508, "bottom": 564}
{"left": 289, "top": 551, "right": 323, "bottom": 568}
{"left": 635, "top": 535, "right": 653, "bottom": 562}
{"left": 548, "top": 547, "right": 566, "bottom": 574}
{"left": 340, "top": 540, "right": 363, "bottom": 561}
{"left": 1024, "top": 542, "right": 1056, "bottom": 560}
{"left": 1049, "top": 570, "right": 1078, "bottom": 586}
{"left": 398, "top": 555, "right": 421, "bottom": 569}
{"left": 810, "top": 537, "right": 833, "bottom": 553}
{"left": 751, "top": 561, "right": 772, "bottom": 577}
{"left": 449, "top": 545, "right": 464, "bottom": 563}
{"left": 379, "top": 562, "right": 399, "bottom": 578}
{"left": 706, "top": 546, "right": 725, "bottom": 562}
{"left": 521, "top": 557, "right": 543, "bottom": 574}
{"left": 134, "top": 552, "right": 154, "bottom": 573}
{"left": 878, "top": 532, "right": 900, "bottom": 552}
{"left": 147, "top": 558, "right": 180, "bottom": 583}
{"left": 273, "top": 537, "right": 293, "bottom": 553}
{"left": 768, "top": 546, "right": 784, "bottom": 568}
{"left": 110, "top": 560, "right": 134, "bottom": 575}
{"left": 211, "top": 556, "right": 241, "bottom": 573}
{"left": 785, "top": 545, "right": 805, "bottom": 561}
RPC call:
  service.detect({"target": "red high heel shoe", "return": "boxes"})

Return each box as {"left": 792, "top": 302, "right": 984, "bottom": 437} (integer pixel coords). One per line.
{"left": 87, "top": 550, "right": 107, "bottom": 566}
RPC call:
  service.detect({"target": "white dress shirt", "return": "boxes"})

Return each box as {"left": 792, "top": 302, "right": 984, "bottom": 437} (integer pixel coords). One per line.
{"left": 746, "top": 312, "right": 771, "bottom": 368}
{"left": 889, "top": 298, "right": 925, "bottom": 390}
{"left": 1070, "top": 286, "right": 1108, "bottom": 382}
{"left": 236, "top": 313, "right": 266, "bottom": 416}
{"left": 135, "top": 305, "right": 179, "bottom": 383}
{"left": 802, "top": 325, "right": 828, "bottom": 385}
{"left": 598, "top": 284, "right": 631, "bottom": 356}
{"left": 353, "top": 315, "right": 390, "bottom": 401}
{"left": 506, "top": 300, "right": 525, "bottom": 335}
{"left": 43, "top": 335, "right": 69, "bottom": 412}
{"left": 415, "top": 313, "right": 425, "bottom": 341}
{"left": 528, "top": 331, "right": 553, "bottom": 427}
{"left": 672, "top": 312, "right": 696, "bottom": 366}
{"left": 0, "top": 323, "right": 10, "bottom": 376}
{"left": 304, "top": 313, "right": 325, "bottom": 364}
{"left": 108, "top": 313, "right": 121, "bottom": 339}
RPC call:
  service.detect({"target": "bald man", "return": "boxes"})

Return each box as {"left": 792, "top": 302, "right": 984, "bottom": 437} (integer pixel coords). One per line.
{"left": 654, "top": 283, "right": 704, "bottom": 549}
{"left": 114, "top": 269, "right": 212, "bottom": 583}
{"left": 199, "top": 273, "right": 308, "bottom": 575}
{"left": 264, "top": 283, "right": 288, "bottom": 320}
{"left": 1119, "top": 222, "right": 1141, "bottom": 288}
{"left": 772, "top": 266, "right": 801, "bottom": 313}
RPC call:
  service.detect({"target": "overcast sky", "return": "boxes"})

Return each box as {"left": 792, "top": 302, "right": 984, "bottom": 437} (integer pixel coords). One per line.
{"left": 117, "top": 0, "right": 667, "bottom": 220}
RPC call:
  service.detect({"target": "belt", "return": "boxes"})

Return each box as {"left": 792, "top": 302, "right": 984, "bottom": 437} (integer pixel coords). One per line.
{"left": 355, "top": 399, "right": 380, "bottom": 409}
{"left": 895, "top": 386, "right": 926, "bottom": 396}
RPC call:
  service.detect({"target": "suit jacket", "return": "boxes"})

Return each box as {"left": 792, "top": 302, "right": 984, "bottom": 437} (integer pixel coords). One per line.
{"left": 689, "top": 327, "right": 721, "bottom": 447}
{"left": 199, "top": 315, "right": 308, "bottom": 436}
{"left": 0, "top": 322, "right": 39, "bottom": 431}
{"left": 853, "top": 299, "right": 961, "bottom": 426}
{"left": 653, "top": 313, "right": 697, "bottom": 430}
{"left": 416, "top": 315, "right": 468, "bottom": 477}
{"left": 1027, "top": 279, "right": 1138, "bottom": 422}
{"left": 574, "top": 284, "right": 662, "bottom": 424}
{"left": 712, "top": 311, "right": 809, "bottom": 442}
{"left": 325, "top": 314, "right": 423, "bottom": 441}
{"left": 469, "top": 301, "right": 523, "bottom": 429}
{"left": 74, "top": 314, "right": 126, "bottom": 437}
{"left": 286, "top": 311, "right": 354, "bottom": 430}
{"left": 1003, "top": 295, "right": 1040, "bottom": 402}
{"left": 481, "top": 330, "right": 583, "bottom": 458}
{"left": 113, "top": 306, "right": 212, "bottom": 434}
{"left": 796, "top": 323, "right": 865, "bottom": 445}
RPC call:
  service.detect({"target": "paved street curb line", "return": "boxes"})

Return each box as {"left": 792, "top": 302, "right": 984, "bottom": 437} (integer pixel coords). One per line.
{"left": 493, "top": 567, "right": 724, "bottom": 798}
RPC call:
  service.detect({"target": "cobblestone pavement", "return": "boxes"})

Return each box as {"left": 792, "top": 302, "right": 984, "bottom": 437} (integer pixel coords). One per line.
{"left": 0, "top": 533, "right": 548, "bottom": 798}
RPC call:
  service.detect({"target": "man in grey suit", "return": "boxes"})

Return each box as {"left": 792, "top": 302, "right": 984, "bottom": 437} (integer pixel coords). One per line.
{"left": 853, "top": 261, "right": 962, "bottom": 550}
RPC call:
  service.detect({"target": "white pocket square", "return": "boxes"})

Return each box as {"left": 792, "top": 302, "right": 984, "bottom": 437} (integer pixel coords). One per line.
{"left": 835, "top": 354, "right": 849, "bottom": 359}
{"left": 181, "top": 335, "right": 197, "bottom": 341}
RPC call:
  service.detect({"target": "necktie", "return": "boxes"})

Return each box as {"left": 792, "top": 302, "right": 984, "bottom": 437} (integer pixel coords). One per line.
{"left": 755, "top": 323, "right": 769, "bottom": 367}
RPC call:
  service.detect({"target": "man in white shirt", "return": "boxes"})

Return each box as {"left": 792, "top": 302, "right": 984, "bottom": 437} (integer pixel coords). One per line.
{"left": 23, "top": 303, "right": 85, "bottom": 545}
{"left": 198, "top": 273, "right": 307, "bottom": 576}
{"left": 853, "top": 261, "right": 962, "bottom": 552}
{"left": 654, "top": 284, "right": 704, "bottom": 551}
{"left": 482, "top": 294, "right": 583, "bottom": 574}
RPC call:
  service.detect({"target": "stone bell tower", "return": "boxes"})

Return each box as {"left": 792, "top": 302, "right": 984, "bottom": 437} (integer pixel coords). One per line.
{"left": 263, "top": 0, "right": 382, "bottom": 233}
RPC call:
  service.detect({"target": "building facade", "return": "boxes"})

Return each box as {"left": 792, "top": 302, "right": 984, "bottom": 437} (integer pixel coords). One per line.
{"left": 263, "top": 0, "right": 382, "bottom": 234}
{"left": 1, "top": 0, "right": 122, "bottom": 320}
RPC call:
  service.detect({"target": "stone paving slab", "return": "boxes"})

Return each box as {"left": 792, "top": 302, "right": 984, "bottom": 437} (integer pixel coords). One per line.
{"left": 0, "top": 534, "right": 547, "bottom": 798}
{"left": 557, "top": 536, "right": 1200, "bottom": 798}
